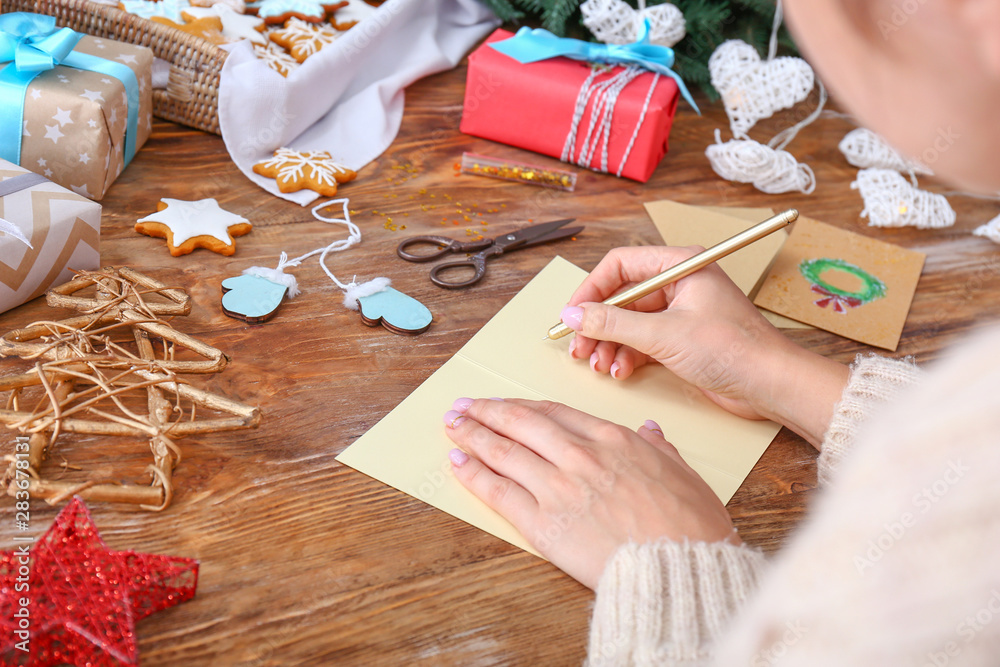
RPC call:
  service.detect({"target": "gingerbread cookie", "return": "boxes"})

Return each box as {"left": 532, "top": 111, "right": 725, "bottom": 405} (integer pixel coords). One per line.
{"left": 253, "top": 148, "right": 356, "bottom": 196}
{"left": 119, "top": 0, "right": 191, "bottom": 21}
{"left": 253, "top": 42, "right": 300, "bottom": 76}
{"left": 136, "top": 198, "right": 252, "bottom": 256}
{"left": 269, "top": 17, "right": 341, "bottom": 62}
{"left": 182, "top": 5, "right": 267, "bottom": 44}
{"left": 189, "top": 0, "right": 246, "bottom": 11}
{"left": 152, "top": 15, "right": 228, "bottom": 45}
{"left": 251, "top": 0, "right": 346, "bottom": 24}
{"left": 329, "top": 0, "right": 376, "bottom": 30}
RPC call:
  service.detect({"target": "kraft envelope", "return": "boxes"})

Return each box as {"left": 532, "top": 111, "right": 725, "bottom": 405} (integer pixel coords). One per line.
{"left": 337, "top": 257, "right": 782, "bottom": 556}
{"left": 754, "top": 217, "right": 926, "bottom": 351}
{"left": 645, "top": 201, "right": 812, "bottom": 330}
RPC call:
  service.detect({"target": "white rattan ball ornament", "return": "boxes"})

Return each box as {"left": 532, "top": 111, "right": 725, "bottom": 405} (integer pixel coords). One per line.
{"left": 705, "top": 130, "right": 815, "bottom": 195}
{"left": 581, "top": 0, "right": 686, "bottom": 47}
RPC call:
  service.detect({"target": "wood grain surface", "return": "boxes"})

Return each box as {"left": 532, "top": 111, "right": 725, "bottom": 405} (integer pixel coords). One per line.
{"left": 2, "top": 53, "right": 1000, "bottom": 667}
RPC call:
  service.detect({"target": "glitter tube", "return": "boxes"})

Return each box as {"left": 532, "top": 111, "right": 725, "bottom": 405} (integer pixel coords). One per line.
{"left": 460, "top": 152, "right": 577, "bottom": 191}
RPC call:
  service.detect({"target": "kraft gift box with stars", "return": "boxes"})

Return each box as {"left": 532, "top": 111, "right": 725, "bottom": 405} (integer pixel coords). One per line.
{"left": 14, "top": 35, "right": 153, "bottom": 201}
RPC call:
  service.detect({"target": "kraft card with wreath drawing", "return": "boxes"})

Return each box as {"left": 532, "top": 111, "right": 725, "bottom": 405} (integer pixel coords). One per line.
{"left": 754, "top": 216, "right": 925, "bottom": 351}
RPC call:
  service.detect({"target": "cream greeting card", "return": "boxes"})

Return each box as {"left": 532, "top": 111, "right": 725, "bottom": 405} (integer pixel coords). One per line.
{"left": 337, "top": 257, "right": 782, "bottom": 555}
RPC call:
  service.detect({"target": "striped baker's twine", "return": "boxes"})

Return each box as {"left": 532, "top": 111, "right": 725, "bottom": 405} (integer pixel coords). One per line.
{"left": 560, "top": 65, "right": 661, "bottom": 177}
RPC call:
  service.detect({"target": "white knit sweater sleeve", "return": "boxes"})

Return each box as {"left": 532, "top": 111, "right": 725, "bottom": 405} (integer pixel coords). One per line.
{"left": 587, "top": 541, "right": 766, "bottom": 666}
{"left": 817, "top": 354, "right": 922, "bottom": 486}
{"left": 586, "top": 354, "right": 923, "bottom": 666}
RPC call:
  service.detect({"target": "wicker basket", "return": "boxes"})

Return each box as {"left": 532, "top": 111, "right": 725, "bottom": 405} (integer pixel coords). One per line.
{"left": 5, "top": 0, "right": 227, "bottom": 134}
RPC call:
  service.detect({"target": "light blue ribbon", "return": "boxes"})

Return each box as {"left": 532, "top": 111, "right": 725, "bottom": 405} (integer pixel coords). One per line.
{"left": 0, "top": 12, "right": 140, "bottom": 169}
{"left": 490, "top": 21, "right": 699, "bottom": 114}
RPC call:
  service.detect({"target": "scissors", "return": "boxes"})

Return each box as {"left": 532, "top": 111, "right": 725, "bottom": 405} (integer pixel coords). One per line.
{"left": 396, "top": 218, "right": 583, "bottom": 288}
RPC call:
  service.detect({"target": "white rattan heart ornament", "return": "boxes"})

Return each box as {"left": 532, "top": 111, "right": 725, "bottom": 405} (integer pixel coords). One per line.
{"left": 709, "top": 39, "right": 815, "bottom": 139}
{"left": 839, "top": 128, "right": 932, "bottom": 175}
{"left": 581, "top": 0, "right": 686, "bottom": 47}
{"left": 852, "top": 168, "right": 956, "bottom": 229}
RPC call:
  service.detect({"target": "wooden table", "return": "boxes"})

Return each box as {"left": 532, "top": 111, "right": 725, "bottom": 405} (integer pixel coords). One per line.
{"left": 3, "top": 52, "right": 1000, "bottom": 666}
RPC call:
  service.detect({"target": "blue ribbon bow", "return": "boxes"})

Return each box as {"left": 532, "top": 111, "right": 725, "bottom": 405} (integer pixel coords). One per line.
{"left": 489, "top": 21, "right": 699, "bottom": 114}
{"left": 0, "top": 12, "right": 141, "bottom": 174}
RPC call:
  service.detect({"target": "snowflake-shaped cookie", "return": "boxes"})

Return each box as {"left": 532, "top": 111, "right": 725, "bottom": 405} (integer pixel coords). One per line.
{"left": 269, "top": 17, "right": 341, "bottom": 62}
{"left": 251, "top": 0, "right": 346, "bottom": 24}
{"left": 119, "top": 0, "right": 191, "bottom": 21}
{"left": 252, "top": 42, "right": 300, "bottom": 76}
{"left": 135, "top": 198, "right": 252, "bottom": 256}
{"left": 252, "top": 148, "right": 356, "bottom": 196}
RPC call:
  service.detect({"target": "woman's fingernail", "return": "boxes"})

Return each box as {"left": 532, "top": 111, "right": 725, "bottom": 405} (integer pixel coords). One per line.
{"left": 568, "top": 337, "right": 577, "bottom": 357}
{"left": 590, "top": 352, "right": 599, "bottom": 372}
{"left": 444, "top": 410, "right": 466, "bottom": 429}
{"left": 452, "top": 397, "right": 473, "bottom": 413}
{"left": 644, "top": 419, "right": 664, "bottom": 436}
{"left": 561, "top": 305, "right": 584, "bottom": 331}
{"left": 449, "top": 448, "right": 470, "bottom": 467}
{"left": 610, "top": 361, "right": 621, "bottom": 379}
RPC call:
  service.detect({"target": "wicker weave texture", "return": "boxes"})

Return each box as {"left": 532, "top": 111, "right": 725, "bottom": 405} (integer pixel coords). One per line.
{"left": 4, "top": 0, "right": 226, "bottom": 134}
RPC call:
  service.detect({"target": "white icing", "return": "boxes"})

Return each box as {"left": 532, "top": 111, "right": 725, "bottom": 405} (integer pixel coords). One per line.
{"left": 136, "top": 198, "right": 250, "bottom": 246}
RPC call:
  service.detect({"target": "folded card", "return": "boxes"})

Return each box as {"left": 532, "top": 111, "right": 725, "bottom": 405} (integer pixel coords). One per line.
{"left": 754, "top": 216, "right": 925, "bottom": 350}
{"left": 337, "top": 256, "right": 781, "bottom": 555}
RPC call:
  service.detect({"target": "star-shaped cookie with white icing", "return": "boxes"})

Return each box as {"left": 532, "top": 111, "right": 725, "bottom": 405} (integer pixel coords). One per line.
{"left": 135, "top": 198, "right": 252, "bottom": 256}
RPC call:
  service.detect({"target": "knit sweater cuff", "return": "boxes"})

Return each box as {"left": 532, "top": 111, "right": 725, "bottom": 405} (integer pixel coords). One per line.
{"left": 818, "top": 353, "right": 922, "bottom": 486}
{"left": 587, "top": 540, "right": 766, "bottom": 667}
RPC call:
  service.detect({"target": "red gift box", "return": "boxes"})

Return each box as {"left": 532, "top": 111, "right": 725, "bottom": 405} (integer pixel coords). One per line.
{"left": 460, "top": 29, "right": 681, "bottom": 183}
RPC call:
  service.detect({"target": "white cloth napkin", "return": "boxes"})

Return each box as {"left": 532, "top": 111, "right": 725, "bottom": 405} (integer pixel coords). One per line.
{"left": 218, "top": 0, "right": 499, "bottom": 205}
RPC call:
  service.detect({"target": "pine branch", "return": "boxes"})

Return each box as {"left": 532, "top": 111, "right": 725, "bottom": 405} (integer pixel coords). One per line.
{"left": 477, "top": 0, "right": 525, "bottom": 22}
{"left": 542, "top": 0, "right": 580, "bottom": 34}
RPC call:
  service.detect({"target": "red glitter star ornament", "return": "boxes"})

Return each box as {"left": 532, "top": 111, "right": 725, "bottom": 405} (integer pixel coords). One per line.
{"left": 0, "top": 497, "right": 199, "bottom": 666}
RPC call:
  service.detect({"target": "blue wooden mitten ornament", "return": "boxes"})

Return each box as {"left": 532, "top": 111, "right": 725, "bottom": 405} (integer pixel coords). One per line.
{"left": 344, "top": 277, "right": 433, "bottom": 335}
{"left": 221, "top": 274, "right": 289, "bottom": 324}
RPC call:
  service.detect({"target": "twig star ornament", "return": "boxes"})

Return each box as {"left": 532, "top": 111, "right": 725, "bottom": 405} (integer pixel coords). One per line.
{"left": 224, "top": 199, "right": 433, "bottom": 333}
{"left": 0, "top": 497, "right": 199, "bottom": 666}
{"left": 0, "top": 268, "right": 261, "bottom": 510}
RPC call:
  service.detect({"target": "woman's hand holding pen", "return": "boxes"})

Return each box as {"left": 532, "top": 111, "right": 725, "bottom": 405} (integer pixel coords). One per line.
{"left": 561, "top": 246, "right": 849, "bottom": 447}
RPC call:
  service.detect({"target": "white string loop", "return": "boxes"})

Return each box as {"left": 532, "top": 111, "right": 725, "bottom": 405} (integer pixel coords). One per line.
{"left": 241, "top": 198, "right": 390, "bottom": 304}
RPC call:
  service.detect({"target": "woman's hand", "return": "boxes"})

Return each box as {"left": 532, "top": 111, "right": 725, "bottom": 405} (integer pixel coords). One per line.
{"left": 442, "top": 398, "right": 738, "bottom": 590}
{"left": 560, "top": 246, "right": 849, "bottom": 446}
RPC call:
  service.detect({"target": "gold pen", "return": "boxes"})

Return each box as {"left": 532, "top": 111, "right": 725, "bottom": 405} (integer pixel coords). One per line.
{"left": 545, "top": 208, "right": 799, "bottom": 341}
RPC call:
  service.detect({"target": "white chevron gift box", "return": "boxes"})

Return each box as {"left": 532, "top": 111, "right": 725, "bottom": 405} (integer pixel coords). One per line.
{"left": 0, "top": 159, "right": 100, "bottom": 314}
